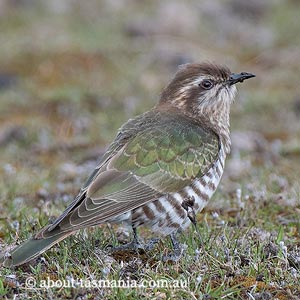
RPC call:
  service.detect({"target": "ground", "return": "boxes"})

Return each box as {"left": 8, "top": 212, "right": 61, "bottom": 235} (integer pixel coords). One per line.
{"left": 0, "top": 1, "right": 299, "bottom": 299}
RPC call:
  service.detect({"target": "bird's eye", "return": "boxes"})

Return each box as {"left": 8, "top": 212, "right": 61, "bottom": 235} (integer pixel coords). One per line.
{"left": 199, "top": 79, "right": 213, "bottom": 90}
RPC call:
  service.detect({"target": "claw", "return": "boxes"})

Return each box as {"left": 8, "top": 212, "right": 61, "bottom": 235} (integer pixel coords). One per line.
{"left": 162, "top": 232, "right": 186, "bottom": 262}
{"left": 182, "top": 196, "right": 197, "bottom": 226}
{"left": 107, "top": 227, "right": 160, "bottom": 254}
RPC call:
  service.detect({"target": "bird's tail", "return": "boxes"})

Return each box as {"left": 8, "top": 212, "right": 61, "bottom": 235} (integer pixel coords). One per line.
{"left": 0, "top": 228, "right": 73, "bottom": 267}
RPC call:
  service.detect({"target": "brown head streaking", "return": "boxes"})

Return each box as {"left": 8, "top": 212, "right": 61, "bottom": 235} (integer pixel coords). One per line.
{"left": 159, "top": 63, "right": 254, "bottom": 153}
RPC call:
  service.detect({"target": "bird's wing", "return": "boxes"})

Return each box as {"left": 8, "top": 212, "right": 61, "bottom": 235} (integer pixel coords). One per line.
{"left": 43, "top": 112, "right": 220, "bottom": 236}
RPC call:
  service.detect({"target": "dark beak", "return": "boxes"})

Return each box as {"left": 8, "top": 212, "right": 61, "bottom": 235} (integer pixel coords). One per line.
{"left": 228, "top": 72, "right": 255, "bottom": 85}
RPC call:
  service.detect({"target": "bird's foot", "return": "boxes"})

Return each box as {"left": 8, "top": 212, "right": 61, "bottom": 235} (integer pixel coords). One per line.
{"left": 162, "top": 244, "right": 185, "bottom": 262}
{"left": 144, "top": 238, "right": 160, "bottom": 251}
{"left": 107, "top": 239, "right": 145, "bottom": 253}
{"left": 162, "top": 233, "right": 186, "bottom": 262}
{"left": 107, "top": 237, "right": 160, "bottom": 254}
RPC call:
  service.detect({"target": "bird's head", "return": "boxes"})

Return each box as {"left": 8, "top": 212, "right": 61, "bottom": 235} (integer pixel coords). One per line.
{"left": 158, "top": 62, "right": 255, "bottom": 128}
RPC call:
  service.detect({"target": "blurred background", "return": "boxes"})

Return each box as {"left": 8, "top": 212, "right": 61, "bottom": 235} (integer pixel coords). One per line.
{"left": 0, "top": 0, "right": 299, "bottom": 218}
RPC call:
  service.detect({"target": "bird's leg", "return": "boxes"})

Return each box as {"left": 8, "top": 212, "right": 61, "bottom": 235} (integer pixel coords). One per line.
{"left": 162, "top": 232, "right": 185, "bottom": 262}
{"left": 108, "top": 227, "right": 145, "bottom": 252}
{"left": 108, "top": 227, "right": 159, "bottom": 253}
{"left": 161, "top": 196, "right": 198, "bottom": 262}
{"left": 132, "top": 227, "right": 160, "bottom": 251}
{"left": 131, "top": 226, "right": 144, "bottom": 248}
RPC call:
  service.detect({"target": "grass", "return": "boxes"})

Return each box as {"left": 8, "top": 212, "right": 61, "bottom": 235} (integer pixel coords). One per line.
{"left": 1, "top": 202, "right": 299, "bottom": 299}
{"left": 0, "top": 1, "right": 300, "bottom": 299}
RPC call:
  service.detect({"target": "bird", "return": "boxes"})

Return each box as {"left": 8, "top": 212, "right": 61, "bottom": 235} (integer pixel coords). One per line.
{"left": 0, "top": 62, "right": 255, "bottom": 267}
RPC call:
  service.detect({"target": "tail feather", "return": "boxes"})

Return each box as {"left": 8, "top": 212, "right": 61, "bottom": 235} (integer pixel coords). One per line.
{"left": 0, "top": 230, "right": 73, "bottom": 267}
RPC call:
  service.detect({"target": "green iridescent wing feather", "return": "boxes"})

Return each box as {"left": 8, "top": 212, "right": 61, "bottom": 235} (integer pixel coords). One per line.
{"left": 114, "top": 123, "right": 218, "bottom": 192}
{"left": 45, "top": 110, "right": 220, "bottom": 235}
